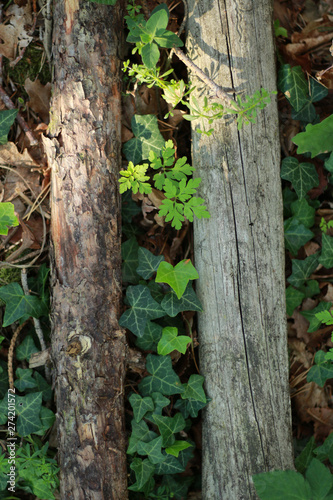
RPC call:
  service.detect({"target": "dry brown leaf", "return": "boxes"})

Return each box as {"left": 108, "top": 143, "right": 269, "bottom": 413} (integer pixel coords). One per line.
{"left": 3, "top": 166, "right": 41, "bottom": 201}
{"left": 323, "top": 284, "right": 333, "bottom": 302}
{"left": 289, "top": 338, "right": 313, "bottom": 369}
{"left": 0, "top": 143, "right": 38, "bottom": 168}
{"left": 0, "top": 3, "right": 33, "bottom": 60}
{"left": 121, "top": 125, "right": 133, "bottom": 143}
{"left": 304, "top": 241, "right": 320, "bottom": 257}
{"left": 24, "top": 79, "right": 52, "bottom": 124}
{"left": 293, "top": 382, "right": 329, "bottom": 423}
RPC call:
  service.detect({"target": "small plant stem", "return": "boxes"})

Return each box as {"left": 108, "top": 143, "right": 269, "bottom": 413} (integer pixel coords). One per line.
{"left": 8, "top": 320, "right": 29, "bottom": 390}
{"left": 0, "top": 86, "right": 38, "bottom": 146}
{"left": 173, "top": 47, "right": 237, "bottom": 109}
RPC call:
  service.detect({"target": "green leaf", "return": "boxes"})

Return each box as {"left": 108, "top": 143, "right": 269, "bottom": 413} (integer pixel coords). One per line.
{"left": 315, "top": 309, "right": 333, "bottom": 325}
{"left": 154, "top": 454, "right": 185, "bottom": 475}
{"left": 152, "top": 413, "right": 186, "bottom": 447}
{"left": 292, "top": 102, "right": 317, "bottom": 123}
{"left": 16, "top": 335, "right": 39, "bottom": 361}
{"left": 127, "top": 419, "right": 158, "bottom": 455}
{"left": 278, "top": 64, "right": 309, "bottom": 112}
{"left": 307, "top": 350, "right": 333, "bottom": 387}
{"left": 165, "top": 440, "right": 193, "bottom": 458}
{"left": 123, "top": 114, "right": 165, "bottom": 165}
{"left": 181, "top": 374, "right": 206, "bottom": 403}
{"left": 146, "top": 6, "right": 169, "bottom": 33}
{"left": 281, "top": 157, "right": 319, "bottom": 199}
{"left": 16, "top": 392, "right": 43, "bottom": 436}
{"left": 315, "top": 433, "right": 333, "bottom": 464}
{"left": 0, "top": 110, "right": 18, "bottom": 145}
{"left": 288, "top": 253, "right": 320, "bottom": 288}
{"left": 283, "top": 187, "right": 298, "bottom": 218}
{"left": 137, "top": 436, "right": 166, "bottom": 464}
{"left": 157, "top": 327, "right": 191, "bottom": 355}
{"left": 135, "top": 320, "right": 163, "bottom": 352}
{"left": 324, "top": 153, "right": 333, "bottom": 173}
{"left": 137, "top": 247, "right": 164, "bottom": 280}
{"left": 156, "top": 260, "right": 199, "bottom": 299}
{"left": 142, "top": 43, "right": 160, "bottom": 70}
{"left": 284, "top": 218, "right": 314, "bottom": 256}
{"left": 300, "top": 280, "right": 320, "bottom": 299}
{"left": 130, "top": 457, "right": 156, "bottom": 490}
{"left": 122, "top": 191, "right": 141, "bottom": 223}
{"left": 129, "top": 393, "right": 155, "bottom": 423}
{"left": 122, "top": 237, "right": 140, "bottom": 284}
{"left": 292, "top": 114, "right": 333, "bottom": 158}
{"left": 306, "top": 458, "right": 333, "bottom": 499}
{"left": 301, "top": 301, "right": 332, "bottom": 333}
{"left": 119, "top": 285, "right": 165, "bottom": 337}
{"left": 161, "top": 284, "right": 202, "bottom": 317}
{"left": 286, "top": 286, "right": 305, "bottom": 316}
{"left": 14, "top": 368, "right": 38, "bottom": 391}
{"left": 0, "top": 282, "right": 46, "bottom": 327}
{"left": 0, "top": 202, "right": 19, "bottom": 236}
{"left": 154, "top": 29, "right": 183, "bottom": 49}
{"left": 295, "top": 436, "right": 316, "bottom": 473}
{"left": 291, "top": 198, "right": 315, "bottom": 228}
{"left": 320, "top": 234, "right": 333, "bottom": 269}
{"left": 174, "top": 397, "right": 208, "bottom": 418}
{"left": 138, "top": 354, "right": 184, "bottom": 396}
{"left": 253, "top": 469, "right": 312, "bottom": 500}
{"left": 36, "top": 406, "right": 56, "bottom": 435}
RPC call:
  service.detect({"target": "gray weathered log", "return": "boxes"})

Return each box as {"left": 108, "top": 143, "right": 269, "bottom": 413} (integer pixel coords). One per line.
{"left": 187, "top": 1, "right": 294, "bottom": 498}
{"left": 44, "top": 0, "right": 128, "bottom": 498}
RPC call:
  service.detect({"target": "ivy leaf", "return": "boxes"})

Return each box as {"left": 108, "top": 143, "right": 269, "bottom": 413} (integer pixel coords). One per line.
{"left": 137, "top": 247, "right": 164, "bottom": 280}
{"left": 253, "top": 469, "right": 312, "bottom": 500}
{"left": 165, "top": 441, "right": 193, "bottom": 458}
{"left": 157, "top": 327, "right": 191, "bottom": 355}
{"left": 127, "top": 419, "right": 158, "bottom": 455}
{"left": 283, "top": 187, "right": 298, "bottom": 218}
{"left": 292, "top": 113, "right": 333, "bottom": 158}
{"left": 295, "top": 436, "right": 316, "bottom": 474}
{"left": 325, "top": 152, "right": 333, "bottom": 173}
{"left": 281, "top": 157, "right": 319, "bottom": 199}
{"left": 181, "top": 374, "right": 206, "bottom": 403}
{"left": 119, "top": 285, "right": 165, "bottom": 337}
{"left": 0, "top": 282, "right": 46, "bottom": 327}
{"left": 152, "top": 413, "right": 186, "bottom": 447}
{"left": 138, "top": 354, "right": 184, "bottom": 396}
{"left": 129, "top": 393, "right": 154, "bottom": 423}
{"left": 16, "top": 335, "right": 39, "bottom": 361}
{"left": 286, "top": 287, "right": 305, "bottom": 316}
{"left": 148, "top": 392, "right": 170, "bottom": 417}
{"left": 137, "top": 436, "right": 166, "bottom": 464}
{"left": 277, "top": 64, "right": 309, "bottom": 112}
{"left": 299, "top": 280, "right": 320, "bottom": 299}
{"left": 122, "top": 237, "right": 140, "bottom": 284}
{"left": 15, "top": 392, "right": 43, "bottom": 436}
{"left": 0, "top": 202, "right": 19, "bottom": 235}
{"left": 135, "top": 321, "right": 163, "bottom": 352}
{"left": 306, "top": 458, "right": 333, "bottom": 499}
{"left": 319, "top": 234, "right": 333, "bottom": 269}
{"left": 0, "top": 110, "right": 18, "bottom": 145}
{"left": 32, "top": 372, "right": 53, "bottom": 402}
{"left": 314, "top": 433, "right": 333, "bottom": 464}
{"left": 287, "top": 253, "right": 320, "bottom": 288}
{"left": 307, "top": 350, "right": 333, "bottom": 387}
{"left": 301, "top": 301, "right": 332, "bottom": 333}
{"left": 35, "top": 406, "right": 56, "bottom": 435}
{"left": 123, "top": 114, "right": 165, "bottom": 164}
{"left": 129, "top": 457, "right": 156, "bottom": 491}
{"left": 156, "top": 260, "right": 199, "bottom": 299}
{"left": 284, "top": 218, "right": 314, "bottom": 256}
{"left": 122, "top": 191, "right": 141, "bottom": 224}
{"left": 154, "top": 454, "right": 185, "bottom": 475}
{"left": 161, "top": 284, "right": 203, "bottom": 317}
{"left": 174, "top": 397, "right": 208, "bottom": 418}
{"left": 290, "top": 199, "right": 315, "bottom": 228}
{"left": 14, "top": 368, "right": 38, "bottom": 392}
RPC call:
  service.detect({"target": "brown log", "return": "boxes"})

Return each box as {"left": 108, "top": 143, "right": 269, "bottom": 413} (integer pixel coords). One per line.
{"left": 44, "top": 0, "right": 128, "bottom": 498}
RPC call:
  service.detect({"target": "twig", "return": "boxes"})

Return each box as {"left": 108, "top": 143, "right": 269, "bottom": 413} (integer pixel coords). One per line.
{"left": 8, "top": 320, "right": 29, "bottom": 390}
{"left": 173, "top": 47, "right": 237, "bottom": 108}
{"left": 0, "top": 86, "right": 38, "bottom": 146}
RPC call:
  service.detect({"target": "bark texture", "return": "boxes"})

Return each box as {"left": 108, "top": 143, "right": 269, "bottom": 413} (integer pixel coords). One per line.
{"left": 187, "top": 1, "right": 294, "bottom": 498}
{"left": 45, "top": 1, "right": 128, "bottom": 498}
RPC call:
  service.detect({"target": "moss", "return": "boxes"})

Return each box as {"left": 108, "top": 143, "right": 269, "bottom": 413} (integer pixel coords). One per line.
{"left": 3, "top": 44, "right": 51, "bottom": 91}
{"left": 0, "top": 267, "right": 21, "bottom": 286}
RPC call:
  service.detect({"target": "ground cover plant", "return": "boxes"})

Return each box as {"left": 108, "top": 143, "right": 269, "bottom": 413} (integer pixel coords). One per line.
{"left": 0, "top": 0, "right": 332, "bottom": 498}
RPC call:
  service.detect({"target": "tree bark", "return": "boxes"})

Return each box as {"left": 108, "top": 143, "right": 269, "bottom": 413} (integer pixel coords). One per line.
{"left": 187, "top": 1, "right": 294, "bottom": 498}
{"left": 44, "top": 0, "right": 128, "bottom": 498}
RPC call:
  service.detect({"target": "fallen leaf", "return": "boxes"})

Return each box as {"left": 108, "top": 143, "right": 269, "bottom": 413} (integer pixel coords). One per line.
{"left": 0, "top": 3, "right": 33, "bottom": 60}
{"left": 25, "top": 79, "right": 52, "bottom": 124}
